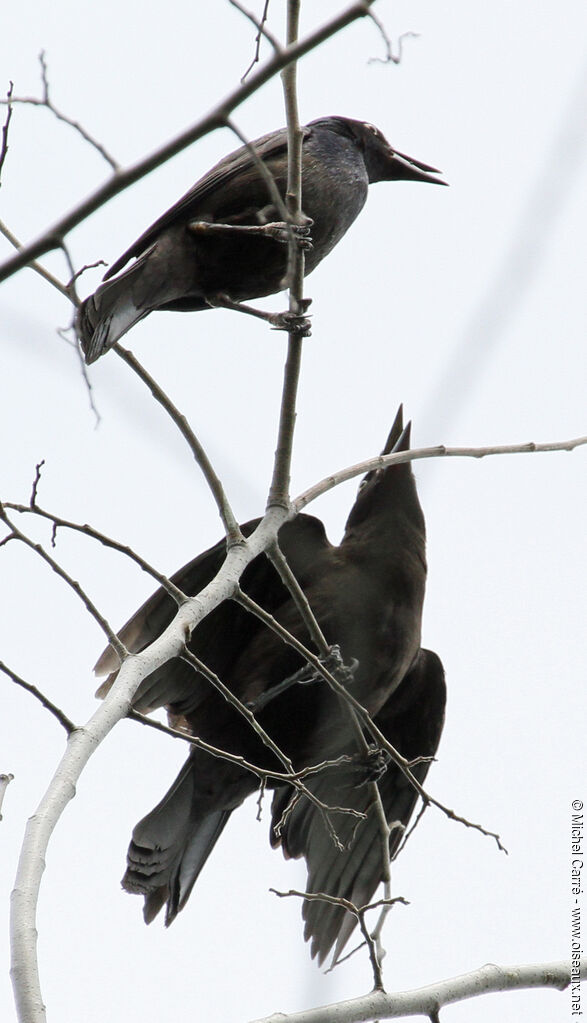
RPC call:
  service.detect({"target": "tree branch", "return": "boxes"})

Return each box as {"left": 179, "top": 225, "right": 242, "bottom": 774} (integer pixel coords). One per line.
{"left": 294, "top": 434, "right": 587, "bottom": 511}
{"left": 112, "top": 344, "right": 242, "bottom": 543}
{"left": 0, "top": 52, "right": 120, "bottom": 170}
{"left": 0, "top": 662, "right": 75, "bottom": 734}
{"left": 249, "top": 959, "right": 584, "bottom": 1022}
{"left": 0, "top": 773, "right": 14, "bottom": 820}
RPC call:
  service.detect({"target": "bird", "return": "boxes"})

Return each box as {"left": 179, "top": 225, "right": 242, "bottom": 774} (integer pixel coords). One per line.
{"left": 77, "top": 117, "right": 445, "bottom": 363}
{"left": 94, "top": 409, "right": 445, "bottom": 964}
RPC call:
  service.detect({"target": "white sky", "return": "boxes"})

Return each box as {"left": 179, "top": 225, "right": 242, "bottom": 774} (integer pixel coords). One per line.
{"left": 1, "top": 2, "right": 586, "bottom": 1021}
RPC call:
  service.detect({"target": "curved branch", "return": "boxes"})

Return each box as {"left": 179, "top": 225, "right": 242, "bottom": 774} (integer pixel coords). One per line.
{"left": 249, "top": 959, "right": 582, "bottom": 1022}
{"left": 294, "top": 434, "right": 587, "bottom": 511}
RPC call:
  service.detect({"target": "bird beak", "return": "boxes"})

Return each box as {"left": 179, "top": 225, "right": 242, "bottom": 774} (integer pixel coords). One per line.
{"left": 388, "top": 148, "right": 447, "bottom": 185}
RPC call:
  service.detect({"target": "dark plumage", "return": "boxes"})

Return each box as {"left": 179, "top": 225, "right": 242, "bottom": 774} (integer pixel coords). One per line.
{"left": 77, "top": 117, "right": 445, "bottom": 363}
{"left": 95, "top": 409, "right": 445, "bottom": 964}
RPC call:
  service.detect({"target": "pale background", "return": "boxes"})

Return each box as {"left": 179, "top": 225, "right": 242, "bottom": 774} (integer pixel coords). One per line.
{"left": 1, "top": 2, "right": 586, "bottom": 1021}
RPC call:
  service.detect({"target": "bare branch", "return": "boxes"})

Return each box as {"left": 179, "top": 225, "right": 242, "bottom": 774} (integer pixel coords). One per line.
{"left": 0, "top": 80, "right": 14, "bottom": 183}
{"left": 266, "top": 0, "right": 307, "bottom": 510}
{"left": 0, "top": 52, "right": 120, "bottom": 171}
{"left": 180, "top": 644, "right": 295, "bottom": 774}
{"left": 270, "top": 888, "right": 408, "bottom": 991}
{"left": 367, "top": 13, "right": 419, "bottom": 65}
{"left": 0, "top": 502, "right": 127, "bottom": 663}
{"left": 0, "top": 662, "right": 75, "bottom": 734}
{"left": 251, "top": 959, "right": 582, "bottom": 1022}
{"left": 3, "top": 498, "right": 186, "bottom": 603}
{"left": 267, "top": 541, "right": 329, "bottom": 653}
{"left": 294, "top": 434, "right": 587, "bottom": 511}
{"left": 0, "top": 218, "right": 71, "bottom": 299}
{"left": 113, "top": 344, "right": 242, "bottom": 544}
{"left": 230, "top": 0, "right": 281, "bottom": 82}
{"left": 235, "top": 586, "right": 506, "bottom": 850}
{"left": 0, "top": 2, "right": 376, "bottom": 284}
{"left": 129, "top": 707, "right": 354, "bottom": 786}
{"left": 0, "top": 773, "right": 14, "bottom": 820}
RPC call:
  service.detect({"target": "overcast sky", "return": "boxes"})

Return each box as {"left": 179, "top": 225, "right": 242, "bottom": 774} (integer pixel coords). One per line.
{"left": 1, "top": 2, "right": 586, "bottom": 1021}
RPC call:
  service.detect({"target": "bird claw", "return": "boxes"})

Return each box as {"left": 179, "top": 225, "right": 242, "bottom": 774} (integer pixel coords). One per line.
{"left": 262, "top": 221, "right": 314, "bottom": 250}
{"left": 353, "top": 747, "right": 391, "bottom": 785}
{"left": 269, "top": 311, "right": 312, "bottom": 336}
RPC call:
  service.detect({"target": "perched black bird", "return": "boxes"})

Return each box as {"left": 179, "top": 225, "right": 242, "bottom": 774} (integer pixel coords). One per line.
{"left": 95, "top": 409, "right": 445, "bottom": 964}
{"left": 78, "top": 117, "right": 445, "bottom": 363}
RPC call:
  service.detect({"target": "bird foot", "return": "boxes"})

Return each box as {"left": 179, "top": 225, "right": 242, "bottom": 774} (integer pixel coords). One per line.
{"left": 268, "top": 310, "right": 312, "bottom": 336}
{"left": 206, "top": 293, "right": 312, "bottom": 336}
{"left": 261, "top": 221, "right": 313, "bottom": 250}
{"left": 352, "top": 747, "right": 391, "bottom": 785}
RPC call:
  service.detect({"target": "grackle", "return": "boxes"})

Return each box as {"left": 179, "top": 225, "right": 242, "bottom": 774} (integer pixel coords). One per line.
{"left": 94, "top": 408, "right": 445, "bottom": 965}
{"left": 77, "top": 117, "right": 445, "bottom": 363}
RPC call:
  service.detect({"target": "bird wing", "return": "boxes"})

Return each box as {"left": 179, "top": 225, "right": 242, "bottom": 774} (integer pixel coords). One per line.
{"left": 104, "top": 126, "right": 311, "bottom": 280}
{"left": 94, "top": 512, "right": 331, "bottom": 715}
{"left": 270, "top": 647, "right": 446, "bottom": 965}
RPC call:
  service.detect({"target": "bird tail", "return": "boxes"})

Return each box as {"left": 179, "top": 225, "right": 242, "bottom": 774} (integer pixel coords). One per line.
{"left": 76, "top": 257, "right": 152, "bottom": 364}
{"left": 122, "top": 756, "right": 231, "bottom": 926}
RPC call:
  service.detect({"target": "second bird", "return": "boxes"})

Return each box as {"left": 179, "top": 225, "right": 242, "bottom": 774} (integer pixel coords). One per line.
{"left": 77, "top": 116, "right": 445, "bottom": 363}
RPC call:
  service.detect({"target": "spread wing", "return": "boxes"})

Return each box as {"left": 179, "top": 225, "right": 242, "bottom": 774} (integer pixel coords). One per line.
{"left": 270, "top": 647, "right": 446, "bottom": 965}
{"left": 105, "top": 126, "right": 311, "bottom": 280}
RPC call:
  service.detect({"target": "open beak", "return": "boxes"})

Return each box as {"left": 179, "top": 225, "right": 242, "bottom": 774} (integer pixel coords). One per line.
{"left": 389, "top": 148, "right": 448, "bottom": 185}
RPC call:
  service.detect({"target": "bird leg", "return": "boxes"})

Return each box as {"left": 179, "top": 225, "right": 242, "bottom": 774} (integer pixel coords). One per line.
{"left": 246, "top": 647, "right": 357, "bottom": 714}
{"left": 188, "top": 218, "right": 313, "bottom": 250}
{"left": 206, "top": 293, "right": 312, "bottom": 336}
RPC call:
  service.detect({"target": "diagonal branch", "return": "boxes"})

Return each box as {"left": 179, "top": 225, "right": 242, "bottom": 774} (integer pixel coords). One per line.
{"left": 3, "top": 499, "right": 187, "bottom": 603}
{"left": 0, "top": 503, "right": 127, "bottom": 663}
{"left": 0, "top": 52, "right": 120, "bottom": 170}
{"left": 234, "top": 586, "right": 506, "bottom": 851}
{"left": 0, "top": 662, "right": 75, "bottom": 734}
{"left": 112, "top": 344, "right": 242, "bottom": 543}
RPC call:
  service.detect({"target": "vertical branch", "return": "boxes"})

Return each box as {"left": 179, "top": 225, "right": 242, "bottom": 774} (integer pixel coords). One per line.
{"left": 267, "top": 0, "right": 305, "bottom": 508}
{"left": 0, "top": 773, "right": 14, "bottom": 820}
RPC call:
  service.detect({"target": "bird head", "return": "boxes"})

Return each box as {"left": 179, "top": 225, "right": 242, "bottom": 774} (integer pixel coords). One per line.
{"left": 317, "top": 116, "right": 446, "bottom": 186}
{"left": 343, "top": 406, "right": 426, "bottom": 543}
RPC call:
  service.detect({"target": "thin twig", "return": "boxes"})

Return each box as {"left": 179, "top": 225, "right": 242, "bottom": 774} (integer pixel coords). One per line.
{"left": 0, "top": 81, "right": 14, "bottom": 183}
{"left": 294, "top": 434, "right": 587, "bottom": 511}
{"left": 113, "top": 344, "right": 242, "bottom": 543}
{"left": 128, "top": 708, "right": 353, "bottom": 787}
{"left": 235, "top": 586, "right": 507, "bottom": 851}
{"left": 270, "top": 888, "right": 407, "bottom": 990}
{"left": 267, "top": 541, "right": 329, "bottom": 653}
{"left": 367, "top": 14, "right": 419, "bottom": 65}
{"left": 0, "top": 2, "right": 376, "bottom": 284}
{"left": 3, "top": 499, "right": 186, "bottom": 603}
{"left": 178, "top": 646, "right": 363, "bottom": 836}
{"left": 0, "top": 662, "right": 75, "bottom": 734}
{"left": 0, "top": 218, "right": 71, "bottom": 298}
{"left": 230, "top": 0, "right": 281, "bottom": 82}
{"left": 0, "top": 503, "right": 127, "bottom": 663}
{"left": 0, "top": 52, "right": 120, "bottom": 171}
{"left": 224, "top": 116, "right": 290, "bottom": 222}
